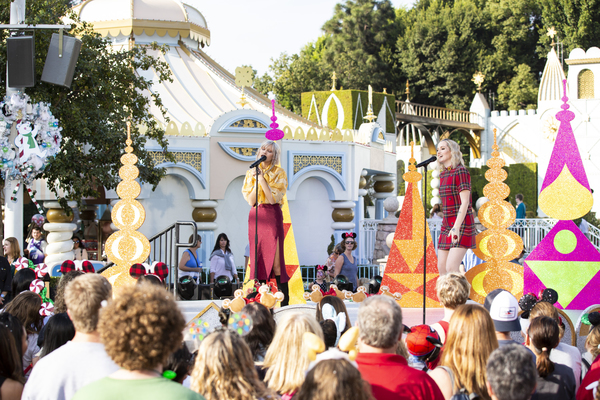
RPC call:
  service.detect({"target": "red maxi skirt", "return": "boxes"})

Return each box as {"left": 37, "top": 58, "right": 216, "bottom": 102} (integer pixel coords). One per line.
{"left": 248, "top": 204, "right": 289, "bottom": 282}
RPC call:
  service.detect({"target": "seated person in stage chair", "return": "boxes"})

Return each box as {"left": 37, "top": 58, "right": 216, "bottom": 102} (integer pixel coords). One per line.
{"left": 355, "top": 296, "right": 444, "bottom": 400}
{"left": 179, "top": 235, "right": 203, "bottom": 283}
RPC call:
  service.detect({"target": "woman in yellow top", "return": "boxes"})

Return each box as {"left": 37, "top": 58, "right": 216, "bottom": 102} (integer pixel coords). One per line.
{"left": 242, "top": 140, "right": 289, "bottom": 305}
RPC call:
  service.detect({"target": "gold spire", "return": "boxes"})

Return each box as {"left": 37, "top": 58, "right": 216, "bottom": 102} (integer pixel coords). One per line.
{"left": 364, "top": 85, "right": 376, "bottom": 123}
{"left": 331, "top": 71, "right": 337, "bottom": 91}
{"left": 102, "top": 121, "right": 151, "bottom": 287}
{"left": 405, "top": 80, "right": 410, "bottom": 101}
{"left": 472, "top": 72, "right": 485, "bottom": 92}
{"left": 403, "top": 141, "right": 422, "bottom": 183}
{"left": 547, "top": 26, "right": 557, "bottom": 47}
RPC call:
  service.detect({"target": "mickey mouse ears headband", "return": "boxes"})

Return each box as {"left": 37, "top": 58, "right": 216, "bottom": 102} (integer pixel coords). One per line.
{"left": 518, "top": 288, "right": 559, "bottom": 319}
{"left": 129, "top": 262, "right": 168, "bottom": 282}
{"left": 582, "top": 312, "right": 600, "bottom": 327}
{"left": 341, "top": 232, "right": 356, "bottom": 239}
{"left": 185, "top": 312, "right": 254, "bottom": 351}
{"left": 61, "top": 260, "right": 95, "bottom": 274}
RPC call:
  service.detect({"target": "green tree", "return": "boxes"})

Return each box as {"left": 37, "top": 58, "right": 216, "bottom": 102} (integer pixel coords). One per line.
{"left": 497, "top": 64, "right": 539, "bottom": 110}
{"left": 538, "top": 0, "right": 600, "bottom": 52}
{"left": 0, "top": 0, "right": 172, "bottom": 207}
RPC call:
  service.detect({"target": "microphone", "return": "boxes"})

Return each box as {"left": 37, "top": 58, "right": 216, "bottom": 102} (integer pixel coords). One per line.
{"left": 416, "top": 156, "right": 437, "bottom": 168}
{"left": 249, "top": 155, "right": 267, "bottom": 169}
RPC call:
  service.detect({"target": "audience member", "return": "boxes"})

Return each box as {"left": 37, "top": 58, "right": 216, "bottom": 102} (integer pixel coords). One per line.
{"left": 4, "top": 291, "right": 43, "bottom": 377}
{"left": 10, "top": 268, "right": 36, "bottom": 298}
{"left": 484, "top": 289, "right": 526, "bottom": 347}
{"left": 529, "top": 301, "right": 582, "bottom": 390}
{"left": 3, "top": 237, "right": 22, "bottom": 269}
{"left": 241, "top": 302, "right": 276, "bottom": 362}
{"left": 0, "top": 324, "right": 25, "bottom": 400}
{"left": 72, "top": 283, "right": 202, "bottom": 400}
{"left": 22, "top": 274, "right": 118, "bottom": 400}
{"left": 296, "top": 359, "right": 372, "bottom": 400}
{"left": 429, "top": 304, "right": 498, "bottom": 400}
{"left": 431, "top": 273, "right": 470, "bottom": 344}
{"left": 0, "top": 252, "right": 12, "bottom": 306}
{"left": 355, "top": 296, "right": 444, "bottom": 400}
{"left": 486, "top": 343, "right": 537, "bottom": 400}
{"left": 39, "top": 313, "right": 75, "bottom": 358}
{"left": 577, "top": 319, "right": 600, "bottom": 400}
{"left": 316, "top": 296, "right": 350, "bottom": 336}
{"left": 0, "top": 313, "right": 27, "bottom": 361}
{"left": 263, "top": 313, "right": 323, "bottom": 399}
{"left": 163, "top": 344, "right": 193, "bottom": 385}
{"left": 191, "top": 329, "right": 276, "bottom": 400}
{"left": 53, "top": 271, "right": 84, "bottom": 314}
{"left": 525, "top": 316, "right": 576, "bottom": 400}
{"left": 320, "top": 320, "right": 338, "bottom": 349}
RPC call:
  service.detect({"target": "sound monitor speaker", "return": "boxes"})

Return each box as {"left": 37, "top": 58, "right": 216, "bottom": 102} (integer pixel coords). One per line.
{"left": 7, "top": 36, "right": 35, "bottom": 88}
{"left": 41, "top": 33, "right": 82, "bottom": 88}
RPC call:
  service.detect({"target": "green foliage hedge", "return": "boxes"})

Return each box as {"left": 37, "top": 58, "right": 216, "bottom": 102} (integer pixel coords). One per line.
{"left": 301, "top": 90, "right": 396, "bottom": 133}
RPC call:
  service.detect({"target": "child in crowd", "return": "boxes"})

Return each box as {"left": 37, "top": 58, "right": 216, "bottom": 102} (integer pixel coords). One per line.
{"left": 312, "top": 265, "right": 330, "bottom": 292}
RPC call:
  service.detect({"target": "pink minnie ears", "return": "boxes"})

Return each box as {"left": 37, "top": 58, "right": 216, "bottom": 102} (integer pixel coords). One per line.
{"left": 129, "top": 262, "right": 168, "bottom": 282}
{"left": 60, "top": 260, "right": 95, "bottom": 274}
{"left": 342, "top": 232, "right": 356, "bottom": 239}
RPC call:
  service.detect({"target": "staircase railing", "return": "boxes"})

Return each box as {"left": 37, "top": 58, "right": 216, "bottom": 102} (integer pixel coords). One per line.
{"left": 146, "top": 221, "right": 197, "bottom": 296}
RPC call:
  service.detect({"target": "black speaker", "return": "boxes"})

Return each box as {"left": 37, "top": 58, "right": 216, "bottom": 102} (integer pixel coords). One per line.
{"left": 41, "top": 33, "right": 82, "bottom": 88}
{"left": 7, "top": 36, "right": 35, "bottom": 88}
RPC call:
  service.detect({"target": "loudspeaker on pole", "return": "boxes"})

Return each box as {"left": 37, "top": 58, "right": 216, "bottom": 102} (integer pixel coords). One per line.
{"left": 41, "top": 33, "right": 82, "bottom": 88}
{"left": 7, "top": 36, "right": 35, "bottom": 88}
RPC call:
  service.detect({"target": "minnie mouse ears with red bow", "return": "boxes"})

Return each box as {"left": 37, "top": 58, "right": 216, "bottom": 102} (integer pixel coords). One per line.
{"left": 342, "top": 232, "right": 356, "bottom": 239}
{"left": 60, "top": 260, "right": 95, "bottom": 274}
{"left": 129, "top": 262, "right": 168, "bottom": 282}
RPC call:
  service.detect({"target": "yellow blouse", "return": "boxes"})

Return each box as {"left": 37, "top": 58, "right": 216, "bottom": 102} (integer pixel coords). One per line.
{"left": 242, "top": 164, "right": 287, "bottom": 206}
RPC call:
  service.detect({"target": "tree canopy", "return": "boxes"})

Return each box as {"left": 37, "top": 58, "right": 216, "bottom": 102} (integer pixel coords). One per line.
{"left": 0, "top": 0, "right": 172, "bottom": 207}
{"left": 255, "top": 0, "right": 598, "bottom": 112}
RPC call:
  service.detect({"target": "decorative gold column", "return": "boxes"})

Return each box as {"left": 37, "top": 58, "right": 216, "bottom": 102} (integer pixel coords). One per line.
{"left": 191, "top": 200, "right": 218, "bottom": 231}
{"left": 103, "top": 123, "right": 150, "bottom": 287}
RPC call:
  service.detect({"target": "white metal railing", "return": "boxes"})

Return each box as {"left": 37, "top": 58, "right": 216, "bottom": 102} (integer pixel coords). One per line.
{"left": 359, "top": 218, "right": 600, "bottom": 264}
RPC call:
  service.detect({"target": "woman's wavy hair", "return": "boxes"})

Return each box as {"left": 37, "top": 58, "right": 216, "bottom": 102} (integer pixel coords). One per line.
{"left": 437, "top": 139, "right": 465, "bottom": 169}
{"left": 528, "top": 316, "right": 559, "bottom": 378}
{"left": 212, "top": 233, "right": 232, "bottom": 254}
{"left": 191, "top": 329, "right": 276, "bottom": 400}
{"left": 263, "top": 313, "right": 323, "bottom": 395}
{"left": 242, "top": 302, "right": 276, "bottom": 361}
{"left": 4, "top": 291, "right": 43, "bottom": 334}
{"left": 295, "top": 359, "right": 372, "bottom": 400}
{"left": 441, "top": 304, "right": 498, "bottom": 400}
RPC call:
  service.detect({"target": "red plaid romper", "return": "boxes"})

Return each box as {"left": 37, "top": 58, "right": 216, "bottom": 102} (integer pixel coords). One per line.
{"left": 438, "top": 164, "right": 476, "bottom": 250}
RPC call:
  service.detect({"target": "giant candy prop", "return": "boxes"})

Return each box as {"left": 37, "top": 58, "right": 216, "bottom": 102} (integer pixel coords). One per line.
{"left": 465, "top": 130, "right": 524, "bottom": 303}
{"left": 380, "top": 142, "right": 440, "bottom": 307}
{"left": 524, "top": 80, "right": 599, "bottom": 309}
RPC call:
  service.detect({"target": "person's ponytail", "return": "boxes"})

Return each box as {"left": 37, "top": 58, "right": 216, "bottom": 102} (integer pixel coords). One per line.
{"left": 528, "top": 316, "right": 559, "bottom": 378}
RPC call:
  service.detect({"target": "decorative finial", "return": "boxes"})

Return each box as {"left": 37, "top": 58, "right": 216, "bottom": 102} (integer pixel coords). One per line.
{"left": 383, "top": 88, "right": 387, "bottom": 94}
{"left": 265, "top": 100, "right": 284, "bottom": 140}
{"left": 547, "top": 27, "right": 557, "bottom": 47}
{"left": 403, "top": 141, "right": 422, "bottom": 182}
{"left": 405, "top": 80, "right": 410, "bottom": 101}
{"left": 331, "top": 71, "right": 337, "bottom": 91}
{"left": 472, "top": 72, "right": 485, "bottom": 92}
{"left": 364, "top": 85, "right": 376, "bottom": 123}
{"left": 235, "top": 66, "right": 253, "bottom": 108}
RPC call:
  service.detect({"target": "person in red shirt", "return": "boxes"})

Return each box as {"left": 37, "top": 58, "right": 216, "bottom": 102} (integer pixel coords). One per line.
{"left": 355, "top": 296, "right": 445, "bottom": 400}
{"left": 577, "top": 318, "right": 600, "bottom": 400}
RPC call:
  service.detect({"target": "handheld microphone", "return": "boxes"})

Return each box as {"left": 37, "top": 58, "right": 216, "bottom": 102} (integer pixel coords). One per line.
{"left": 416, "top": 156, "right": 437, "bottom": 168}
{"left": 249, "top": 155, "right": 267, "bottom": 169}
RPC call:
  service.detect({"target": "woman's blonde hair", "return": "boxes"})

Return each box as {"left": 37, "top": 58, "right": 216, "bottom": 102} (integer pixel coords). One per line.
{"left": 529, "top": 302, "right": 565, "bottom": 339}
{"left": 437, "top": 139, "right": 465, "bottom": 169}
{"left": 257, "top": 140, "right": 281, "bottom": 167}
{"left": 263, "top": 313, "right": 323, "bottom": 395}
{"left": 441, "top": 304, "right": 498, "bottom": 400}
{"left": 436, "top": 273, "right": 471, "bottom": 310}
{"left": 190, "top": 329, "right": 275, "bottom": 400}
{"left": 586, "top": 325, "right": 600, "bottom": 358}
{"left": 3, "top": 237, "right": 21, "bottom": 261}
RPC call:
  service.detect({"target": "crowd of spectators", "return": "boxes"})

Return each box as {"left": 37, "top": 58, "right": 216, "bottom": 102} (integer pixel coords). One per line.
{"left": 0, "top": 264, "right": 599, "bottom": 400}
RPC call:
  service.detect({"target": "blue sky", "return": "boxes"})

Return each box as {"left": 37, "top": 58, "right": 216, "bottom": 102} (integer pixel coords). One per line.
{"left": 187, "top": 0, "right": 415, "bottom": 77}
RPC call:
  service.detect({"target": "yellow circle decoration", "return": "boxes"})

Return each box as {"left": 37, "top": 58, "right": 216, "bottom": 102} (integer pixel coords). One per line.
{"left": 102, "top": 123, "right": 151, "bottom": 287}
